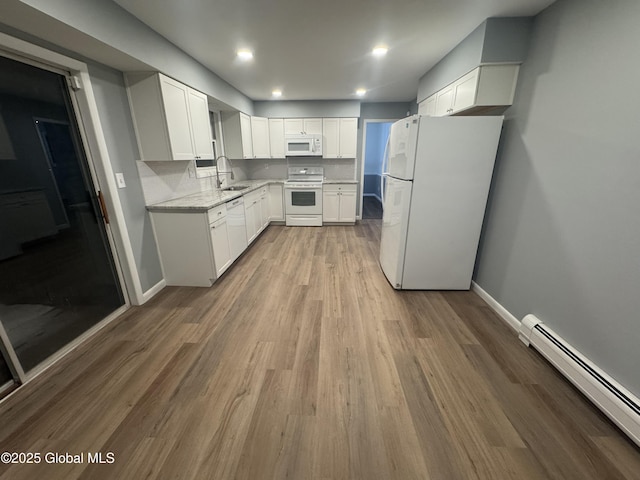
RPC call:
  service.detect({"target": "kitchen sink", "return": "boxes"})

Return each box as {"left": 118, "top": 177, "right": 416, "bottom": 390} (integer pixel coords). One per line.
{"left": 223, "top": 185, "right": 250, "bottom": 191}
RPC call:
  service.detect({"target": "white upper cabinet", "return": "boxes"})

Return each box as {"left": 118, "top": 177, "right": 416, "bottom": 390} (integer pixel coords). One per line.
{"left": 125, "top": 72, "right": 214, "bottom": 161}
{"left": 322, "top": 118, "right": 339, "bottom": 158}
{"left": 222, "top": 111, "right": 254, "bottom": 159}
{"left": 157, "top": 76, "right": 194, "bottom": 160}
{"left": 250, "top": 116, "right": 271, "bottom": 158}
{"left": 239, "top": 113, "right": 253, "bottom": 159}
{"left": 338, "top": 118, "right": 357, "bottom": 158}
{"left": 284, "top": 118, "right": 302, "bottom": 135}
{"left": 322, "top": 118, "right": 357, "bottom": 158}
{"left": 302, "top": 118, "right": 323, "bottom": 135}
{"left": 418, "top": 95, "right": 437, "bottom": 116}
{"left": 426, "top": 64, "right": 520, "bottom": 117}
{"left": 435, "top": 85, "right": 454, "bottom": 117}
{"left": 284, "top": 118, "right": 322, "bottom": 135}
{"left": 187, "top": 88, "right": 215, "bottom": 159}
{"left": 268, "top": 118, "right": 285, "bottom": 158}
{"left": 451, "top": 68, "right": 479, "bottom": 113}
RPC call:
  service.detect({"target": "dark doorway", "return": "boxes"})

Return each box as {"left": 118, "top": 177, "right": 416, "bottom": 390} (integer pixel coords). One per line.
{"left": 362, "top": 121, "right": 393, "bottom": 220}
{"left": 362, "top": 196, "right": 383, "bottom": 219}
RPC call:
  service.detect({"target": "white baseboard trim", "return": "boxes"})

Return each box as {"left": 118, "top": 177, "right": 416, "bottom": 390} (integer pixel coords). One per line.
{"left": 471, "top": 281, "right": 521, "bottom": 332}
{"left": 363, "top": 193, "right": 383, "bottom": 203}
{"left": 140, "top": 278, "right": 166, "bottom": 305}
{"left": 519, "top": 315, "right": 640, "bottom": 447}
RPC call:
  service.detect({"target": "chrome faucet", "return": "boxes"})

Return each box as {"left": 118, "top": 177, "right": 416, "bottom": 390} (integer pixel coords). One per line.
{"left": 214, "top": 155, "right": 235, "bottom": 189}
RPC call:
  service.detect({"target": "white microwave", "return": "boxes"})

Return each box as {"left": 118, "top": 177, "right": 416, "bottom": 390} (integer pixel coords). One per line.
{"left": 285, "top": 134, "right": 323, "bottom": 157}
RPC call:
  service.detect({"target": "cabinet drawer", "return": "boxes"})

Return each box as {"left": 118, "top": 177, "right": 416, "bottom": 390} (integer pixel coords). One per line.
{"left": 323, "top": 184, "right": 357, "bottom": 193}
{"left": 207, "top": 204, "right": 227, "bottom": 224}
{"left": 244, "top": 188, "right": 261, "bottom": 204}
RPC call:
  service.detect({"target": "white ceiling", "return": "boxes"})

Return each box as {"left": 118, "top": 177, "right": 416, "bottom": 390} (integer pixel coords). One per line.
{"left": 113, "top": 0, "right": 555, "bottom": 102}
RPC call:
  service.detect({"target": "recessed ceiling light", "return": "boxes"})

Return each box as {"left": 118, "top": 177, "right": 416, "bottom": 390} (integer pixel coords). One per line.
{"left": 356, "top": 88, "right": 367, "bottom": 97}
{"left": 236, "top": 49, "right": 254, "bottom": 61}
{"left": 272, "top": 89, "right": 282, "bottom": 98}
{"left": 372, "top": 46, "right": 388, "bottom": 57}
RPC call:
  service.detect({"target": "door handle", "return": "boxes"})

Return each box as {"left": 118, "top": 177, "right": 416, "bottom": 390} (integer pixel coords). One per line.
{"left": 97, "top": 191, "right": 109, "bottom": 224}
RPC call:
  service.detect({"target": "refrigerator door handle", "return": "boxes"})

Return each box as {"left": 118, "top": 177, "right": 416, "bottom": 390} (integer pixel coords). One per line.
{"left": 380, "top": 135, "right": 391, "bottom": 205}
{"left": 381, "top": 172, "right": 389, "bottom": 205}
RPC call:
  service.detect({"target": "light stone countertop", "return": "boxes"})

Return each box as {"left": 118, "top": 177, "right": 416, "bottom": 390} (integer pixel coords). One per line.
{"left": 146, "top": 178, "right": 358, "bottom": 212}
{"left": 146, "top": 179, "right": 284, "bottom": 212}
{"left": 322, "top": 179, "right": 358, "bottom": 184}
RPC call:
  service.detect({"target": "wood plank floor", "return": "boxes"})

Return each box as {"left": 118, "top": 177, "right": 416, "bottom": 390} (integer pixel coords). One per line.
{"left": 1, "top": 220, "right": 639, "bottom": 479}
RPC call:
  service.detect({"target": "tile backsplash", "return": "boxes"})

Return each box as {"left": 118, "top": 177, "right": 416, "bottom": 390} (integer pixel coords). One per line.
{"left": 138, "top": 157, "right": 357, "bottom": 205}
{"left": 246, "top": 158, "right": 356, "bottom": 181}
{"left": 137, "top": 160, "right": 208, "bottom": 205}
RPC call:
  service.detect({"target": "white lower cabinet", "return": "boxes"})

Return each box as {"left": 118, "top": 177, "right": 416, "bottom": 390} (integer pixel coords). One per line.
{"left": 259, "top": 188, "right": 269, "bottom": 230}
{"left": 244, "top": 187, "right": 269, "bottom": 244}
{"left": 210, "top": 215, "right": 232, "bottom": 278}
{"left": 244, "top": 194, "right": 259, "bottom": 245}
{"left": 226, "top": 197, "right": 248, "bottom": 262}
{"left": 323, "top": 184, "right": 357, "bottom": 224}
{"left": 150, "top": 183, "right": 282, "bottom": 286}
{"left": 150, "top": 204, "right": 229, "bottom": 287}
{"left": 268, "top": 184, "right": 284, "bottom": 221}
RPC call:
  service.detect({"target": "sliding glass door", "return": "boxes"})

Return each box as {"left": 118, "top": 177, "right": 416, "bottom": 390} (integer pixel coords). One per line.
{"left": 0, "top": 54, "right": 125, "bottom": 375}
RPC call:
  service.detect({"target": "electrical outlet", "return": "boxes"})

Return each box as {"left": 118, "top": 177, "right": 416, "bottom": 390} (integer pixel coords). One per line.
{"left": 115, "top": 172, "right": 126, "bottom": 188}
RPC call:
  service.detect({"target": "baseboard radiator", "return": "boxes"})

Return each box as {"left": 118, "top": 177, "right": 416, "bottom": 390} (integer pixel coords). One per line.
{"left": 519, "top": 315, "right": 640, "bottom": 447}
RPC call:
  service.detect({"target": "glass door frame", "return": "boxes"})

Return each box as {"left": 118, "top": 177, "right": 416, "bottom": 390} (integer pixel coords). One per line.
{"left": 0, "top": 316, "right": 26, "bottom": 397}
{"left": 0, "top": 34, "right": 134, "bottom": 387}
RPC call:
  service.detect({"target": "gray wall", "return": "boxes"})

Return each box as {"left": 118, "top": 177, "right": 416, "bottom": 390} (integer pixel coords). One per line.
{"left": 253, "top": 100, "right": 361, "bottom": 118}
{"left": 481, "top": 17, "right": 534, "bottom": 64}
{"left": 475, "top": 0, "right": 640, "bottom": 396}
{"left": 5, "top": 0, "right": 253, "bottom": 113}
{"left": 417, "top": 17, "right": 533, "bottom": 103}
{"left": 88, "top": 63, "right": 163, "bottom": 293}
{"left": 417, "top": 22, "right": 486, "bottom": 103}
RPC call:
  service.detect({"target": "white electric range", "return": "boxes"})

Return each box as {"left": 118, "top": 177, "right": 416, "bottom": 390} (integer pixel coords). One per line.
{"left": 284, "top": 167, "right": 324, "bottom": 226}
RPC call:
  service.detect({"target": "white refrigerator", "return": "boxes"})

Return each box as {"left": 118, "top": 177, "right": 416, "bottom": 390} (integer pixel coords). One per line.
{"left": 379, "top": 114, "right": 503, "bottom": 290}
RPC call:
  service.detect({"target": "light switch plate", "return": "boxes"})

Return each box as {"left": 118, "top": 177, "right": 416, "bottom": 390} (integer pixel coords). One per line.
{"left": 115, "top": 172, "right": 126, "bottom": 188}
